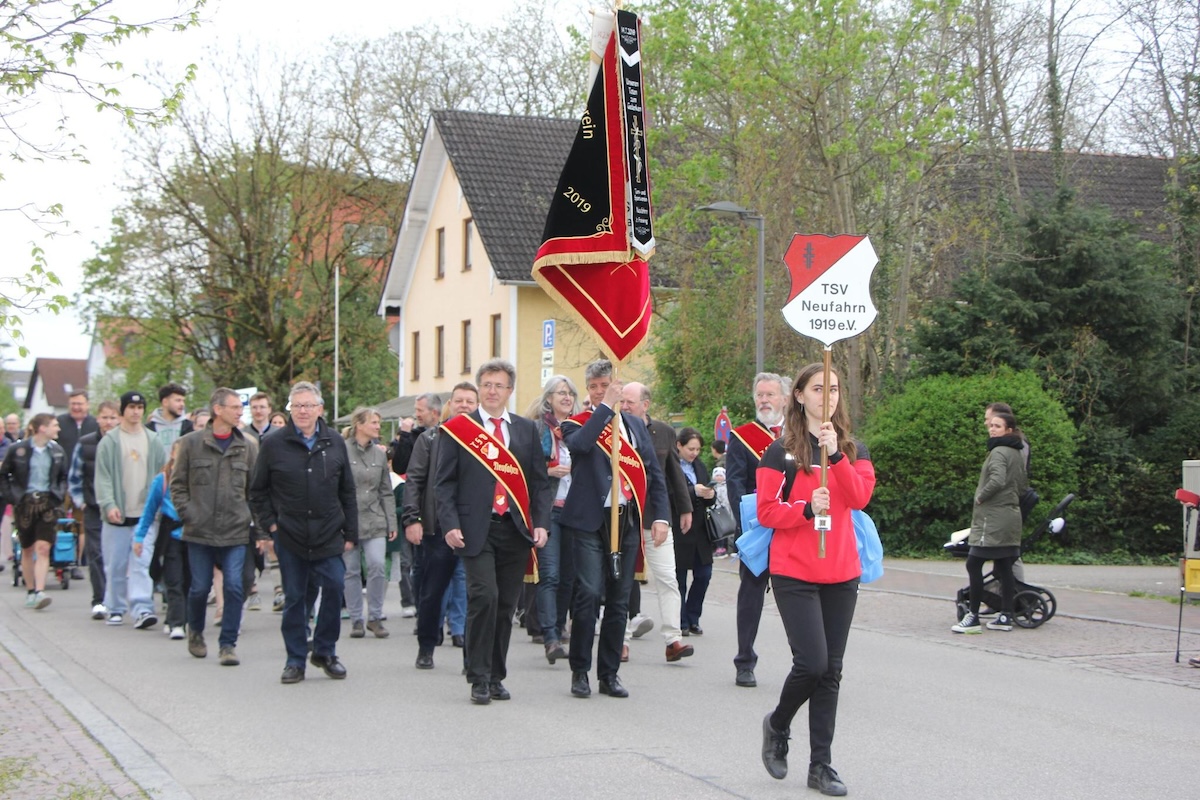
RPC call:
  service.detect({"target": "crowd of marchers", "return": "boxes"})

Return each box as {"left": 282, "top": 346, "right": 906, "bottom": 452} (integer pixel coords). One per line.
{"left": 0, "top": 359, "right": 877, "bottom": 798}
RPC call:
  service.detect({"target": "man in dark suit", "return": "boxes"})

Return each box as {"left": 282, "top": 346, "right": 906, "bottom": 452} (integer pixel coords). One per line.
{"left": 434, "top": 359, "right": 551, "bottom": 705}
{"left": 562, "top": 361, "right": 671, "bottom": 699}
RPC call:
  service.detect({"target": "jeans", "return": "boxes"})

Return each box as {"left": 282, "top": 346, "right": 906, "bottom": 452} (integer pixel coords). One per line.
{"left": 397, "top": 539, "right": 415, "bottom": 607}
{"left": 187, "top": 542, "right": 246, "bottom": 649}
{"left": 627, "top": 525, "right": 683, "bottom": 644}
{"left": 567, "top": 515, "right": 639, "bottom": 679}
{"left": 83, "top": 505, "right": 104, "bottom": 606}
{"left": 461, "top": 517, "right": 529, "bottom": 684}
{"left": 536, "top": 507, "right": 575, "bottom": 644}
{"left": 275, "top": 536, "right": 344, "bottom": 668}
{"left": 769, "top": 576, "right": 858, "bottom": 766}
{"left": 415, "top": 535, "right": 459, "bottom": 651}
{"left": 343, "top": 536, "right": 388, "bottom": 622}
{"left": 101, "top": 520, "right": 138, "bottom": 616}
{"left": 442, "top": 559, "right": 466, "bottom": 636}
{"left": 735, "top": 560, "right": 771, "bottom": 671}
{"left": 677, "top": 554, "right": 713, "bottom": 630}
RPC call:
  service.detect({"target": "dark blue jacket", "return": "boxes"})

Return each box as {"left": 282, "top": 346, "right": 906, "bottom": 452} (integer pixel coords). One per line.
{"left": 249, "top": 419, "right": 358, "bottom": 560}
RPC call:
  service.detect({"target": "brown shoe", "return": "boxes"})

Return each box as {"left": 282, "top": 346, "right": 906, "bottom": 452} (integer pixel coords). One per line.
{"left": 665, "top": 640, "right": 695, "bottom": 662}
{"left": 620, "top": 644, "right": 629, "bottom": 663}
{"left": 187, "top": 632, "right": 207, "bottom": 659}
{"left": 366, "top": 620, "right": 390, "bottom": 638}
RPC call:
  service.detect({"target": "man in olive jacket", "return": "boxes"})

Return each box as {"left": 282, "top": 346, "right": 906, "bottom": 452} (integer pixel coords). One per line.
{"left": 250, "top": 381, "right": 358, "bottom": 685}
{"left": 172, "top": 387, "right": 259, "bottom": 666}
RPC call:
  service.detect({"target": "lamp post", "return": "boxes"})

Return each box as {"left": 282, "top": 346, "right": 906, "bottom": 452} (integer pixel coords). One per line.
{"left": 697, "top": 201, "right": 765, "bottom": 373}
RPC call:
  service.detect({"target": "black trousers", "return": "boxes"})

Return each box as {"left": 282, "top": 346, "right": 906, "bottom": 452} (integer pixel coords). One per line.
{"left": 769, "top": 575, "right": 858, "bottom": 767}
{"left": 966, "top": 554, "right": 1016, "bottom": 615}
{"left": 461, "top": 516, "right": 529, "bottom": 685}
{"left": 735, "top": 560, "right": 771, "bottom": 671}
{"left": 415, "top": 535, "right": 460, "bottom": 652}
{"left": 83, "top": 505, "right": 104, "bottom": 606}
{"left": 567, "top": 513, "right": 639, "bottom": 679}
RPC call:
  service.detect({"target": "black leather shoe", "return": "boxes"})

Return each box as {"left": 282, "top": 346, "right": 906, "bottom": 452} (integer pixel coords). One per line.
{"left": 762, "top": 714, "right": 789, "bottom": 780}
{"left": 489, "top": 681, "right": 511, "bottom": 701}
{"left": 807, "top": 762, "right": 847, "bottom": 796}
{"left": 415, "top": 650, "right": 434, "bottom": 670}
{"left": 280, "top": 665, "right": 305, "bottom": 684}
{"left": 545, "top": 641, "right": 567, "bottom": 664}
{"left": 597, "top": 675, "right": 629, "bottom": 698}
{"left": 310, "top": 654, "right": 347, "bottom": 679}
{"left": 451, "top": 634, "right": 465, "bottom": 648}
{"left": 570, "top": 671, "right": 590, "bottom": 698}
{"left": 471, "top": 682, "right": 492, "bottom": 705}
{"left": 736, "top": 668, "right": 757, "bottom": 687}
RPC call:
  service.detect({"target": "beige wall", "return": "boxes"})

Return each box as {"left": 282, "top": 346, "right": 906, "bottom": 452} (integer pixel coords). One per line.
{"left": 404, "top": 163, "right": 511, "bottom": 398}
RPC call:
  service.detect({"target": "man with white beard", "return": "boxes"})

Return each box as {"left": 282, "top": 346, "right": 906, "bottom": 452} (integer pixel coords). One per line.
{"left": 726, "top": 373, "right": 790, "bottom": 689}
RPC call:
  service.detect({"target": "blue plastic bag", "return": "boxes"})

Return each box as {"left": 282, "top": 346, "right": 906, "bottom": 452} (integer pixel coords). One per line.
{"left": 736, "top": 493, "right": 772, "bottom": 577}
{"left": 852, "top": 509, "right": 884, "bottom": 583}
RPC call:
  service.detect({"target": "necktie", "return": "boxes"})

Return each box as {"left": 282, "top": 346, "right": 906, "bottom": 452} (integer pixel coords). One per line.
{"left": 770, "top": 425, "right": 782, "bottom": 439}
{"left": 491, "top": 417, "right": 508, "bottom": 516}
{"left": 615, "top": 421, "right": 633, "bottom": 503}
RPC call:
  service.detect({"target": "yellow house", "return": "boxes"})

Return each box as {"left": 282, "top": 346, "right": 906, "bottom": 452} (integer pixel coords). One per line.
{"left": 379, "top": 110, "right": 661, "bottom": 414}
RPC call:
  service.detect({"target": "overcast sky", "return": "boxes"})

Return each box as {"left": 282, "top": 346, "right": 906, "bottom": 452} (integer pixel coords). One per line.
{"left": 0, "top": 0, "right": 562, "bottom": 371}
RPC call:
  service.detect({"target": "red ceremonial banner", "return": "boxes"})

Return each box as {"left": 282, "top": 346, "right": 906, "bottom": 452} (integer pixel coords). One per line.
{"left": 731, "top": 421, "right": 775, "bottom": 460}
{"left": 532, "top": 9, "right": 654, "bottom": 364}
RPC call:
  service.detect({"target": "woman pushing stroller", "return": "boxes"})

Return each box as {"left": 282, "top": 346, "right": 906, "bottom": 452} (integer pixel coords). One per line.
{"left": 952, "top": 409, "right": 1028, "bottom": 634}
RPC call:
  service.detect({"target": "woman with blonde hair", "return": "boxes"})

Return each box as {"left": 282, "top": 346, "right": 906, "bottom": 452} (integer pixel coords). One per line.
{"left": 343, "top": 407, "right": 397, "bottom": 638}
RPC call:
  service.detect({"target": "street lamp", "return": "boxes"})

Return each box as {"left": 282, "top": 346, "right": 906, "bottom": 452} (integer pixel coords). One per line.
{"left": 697, "top": 201, "right": 765, "bottom": 373}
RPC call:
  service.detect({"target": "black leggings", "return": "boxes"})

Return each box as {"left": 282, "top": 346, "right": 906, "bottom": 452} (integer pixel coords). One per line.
{"left": 769, "top": 575, "right": 858, "bottom": 767}
{"left": 966, "top": 554, "right": 1016, "bottom": 615}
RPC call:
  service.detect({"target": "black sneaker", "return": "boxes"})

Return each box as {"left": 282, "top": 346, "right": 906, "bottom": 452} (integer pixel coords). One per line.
{"left": 986, "top": 613, "right": 1014, "bottom": 631}
{"left": 761, "top": 714, "right": 789, "bottom": 779}
{"left": 951, "top": 612, "right": 982, "bottom": 634}
{"left": 808, "top": 762, "right": 847, "bottom": 796}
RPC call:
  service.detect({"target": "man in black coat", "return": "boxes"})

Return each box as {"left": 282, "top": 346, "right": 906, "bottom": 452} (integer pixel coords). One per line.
{"left": 250, "top": 381, "right": 358, "bottom": 685}
{"left": 56, "top": 391, "right": 99, "bottom": 467}
{"left": 561, "top": 361, "right": 671, "bottom": 699}
{"left": 434, "top": 360, "right": 551, "bottom": 705}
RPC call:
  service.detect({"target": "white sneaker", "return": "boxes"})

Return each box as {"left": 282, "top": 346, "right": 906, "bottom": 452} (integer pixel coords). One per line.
{"left": 951, "top": 612, "right": 982, "bottom": 634}
{"left": 91, "top": 604, "right": 107, "bottom": 620}
{"left": 169, "top": 626, "right": 186, "bottom": 640}
{"left": 629, "top": 614, "right": 655, "bottom": 639}
{"left": 33, "top": 591, "right": 51, "bottom": 610}
{"left": 401, "top": 606, "right": 416, "bottom": 618}
{"left": 107, "top": 613, "right": 124, "bottom": 626}
{"left": 134, "top": 611, "right": 159, "bottom": 630}
{"left": 986, "top": 614, "right": 1014, "bottom": 632}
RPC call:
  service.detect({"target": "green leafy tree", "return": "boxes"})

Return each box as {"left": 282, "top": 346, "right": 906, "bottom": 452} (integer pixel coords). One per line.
{"left": 0, "top": 0, "right": 206, "bottom": 353}
{"left": 863, "top": 369, "right": 1077, "bottom": 555}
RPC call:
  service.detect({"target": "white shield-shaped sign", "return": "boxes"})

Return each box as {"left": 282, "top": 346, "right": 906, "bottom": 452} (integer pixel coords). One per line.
{"left": 781, "top": 235, "right": 879, "bottom": 347}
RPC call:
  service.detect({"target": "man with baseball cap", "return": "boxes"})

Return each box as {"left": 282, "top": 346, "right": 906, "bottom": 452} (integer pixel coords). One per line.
{"left": 95, "top": 391, "right": 166, "bottom": 628}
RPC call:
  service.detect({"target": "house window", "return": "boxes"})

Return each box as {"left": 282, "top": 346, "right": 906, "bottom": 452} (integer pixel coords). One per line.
{"left": 461, "top": 319, "right": 472, "bottom": 374}
{"left": 490, "top": 314, "right": 502, "bottom": 358}
{"left": 435, "top": 326, "right": 445, "bottom": 378}
{"left": 463, "top": 218, "right": 474, "bottom": 271}
{"left": 411, "top": 331, "right": 420, "bottom": 381}
{"left": 436, "top": 227, "right": 446, "bottom": 279}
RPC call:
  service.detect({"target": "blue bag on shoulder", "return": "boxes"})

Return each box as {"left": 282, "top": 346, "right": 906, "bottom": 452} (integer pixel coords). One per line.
{"left": 735, "top": 453, "right": 797, "bottom": 578}
{"left": 852, "top": 509, "right": 884, "bottom": 583}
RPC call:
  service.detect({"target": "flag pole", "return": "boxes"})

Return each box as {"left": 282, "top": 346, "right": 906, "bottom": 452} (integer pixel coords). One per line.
{"left": 818, "top": 345, "right": 833, "bottom": 558}
{"left": 610, "top": 365, "right": 623, "bottom": 574}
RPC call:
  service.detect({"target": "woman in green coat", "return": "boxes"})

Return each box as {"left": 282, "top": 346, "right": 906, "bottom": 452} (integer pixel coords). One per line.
{"left": 952, "top": 411, "right": 1027, "bottom": 635}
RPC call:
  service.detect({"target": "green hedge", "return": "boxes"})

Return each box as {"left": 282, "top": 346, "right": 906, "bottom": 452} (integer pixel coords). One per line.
{"left": 862, "top": 369, "right": 1078, "bottom": 556}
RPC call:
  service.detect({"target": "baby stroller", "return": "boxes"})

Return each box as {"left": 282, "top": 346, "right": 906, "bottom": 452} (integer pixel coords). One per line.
{"left": 944, "top": 493, "right": 1075, "bottom": 629}
{"left": 10, "top": 518, "right": 78, "bottom": 590}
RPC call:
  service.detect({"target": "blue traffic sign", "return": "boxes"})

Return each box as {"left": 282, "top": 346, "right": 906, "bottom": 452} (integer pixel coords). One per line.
{"left": 542, "top": 319, "right": 556, "bottom": 349}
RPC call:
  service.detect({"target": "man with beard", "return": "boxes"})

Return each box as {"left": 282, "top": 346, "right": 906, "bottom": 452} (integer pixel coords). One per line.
{"left": 728, "top": 372, "right": 790, "bottom": 688}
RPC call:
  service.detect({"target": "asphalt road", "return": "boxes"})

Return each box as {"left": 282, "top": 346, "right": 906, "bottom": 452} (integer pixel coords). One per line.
{"left": 0, "top": 557, "right": 1196, "bottom": 799}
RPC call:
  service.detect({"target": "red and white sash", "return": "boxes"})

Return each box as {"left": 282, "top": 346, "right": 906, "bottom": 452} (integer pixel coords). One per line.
{"left": 568, "top": 409, "right": 648, "bottom": 518}
{"left": 441, "top": 414, "right": 533, "bottom": 532}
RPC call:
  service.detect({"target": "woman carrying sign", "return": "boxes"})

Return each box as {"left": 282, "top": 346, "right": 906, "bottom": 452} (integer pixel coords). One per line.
{"left": 756, "top": 363, "right": 875, "bottom": 797}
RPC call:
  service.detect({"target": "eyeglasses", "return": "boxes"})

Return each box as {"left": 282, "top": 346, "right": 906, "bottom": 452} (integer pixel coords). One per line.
{"left": 291, "top": 403, "right": 322, "bottom": 411}
{"left": 552, "top": 390, "right": 574, "bottom": 397}
{"left": 480, "top": 383, "right": 511, "bottom": 392}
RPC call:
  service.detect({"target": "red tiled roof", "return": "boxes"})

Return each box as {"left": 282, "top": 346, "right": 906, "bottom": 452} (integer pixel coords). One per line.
{"left": 25, "top": 358, "right": 88, "bottom": 409}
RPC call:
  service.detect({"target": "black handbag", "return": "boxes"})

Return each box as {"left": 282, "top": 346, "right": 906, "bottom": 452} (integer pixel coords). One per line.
{"left": 705, "top": 502, "right": 738, "bottom": 544}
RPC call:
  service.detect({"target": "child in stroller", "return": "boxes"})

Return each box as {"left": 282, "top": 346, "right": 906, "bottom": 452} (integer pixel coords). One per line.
{"left": 944, "top": 493, "right": 1075, "bottom": 629}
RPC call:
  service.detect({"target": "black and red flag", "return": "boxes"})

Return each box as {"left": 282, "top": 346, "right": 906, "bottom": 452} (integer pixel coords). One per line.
{"left": 532, "top": 8, "right": 655, "bottom": 364}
